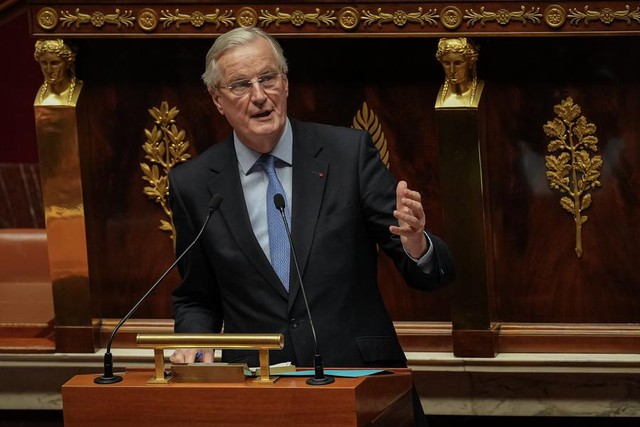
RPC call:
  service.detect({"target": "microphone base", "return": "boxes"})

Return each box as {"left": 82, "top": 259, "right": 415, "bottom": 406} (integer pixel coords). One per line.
{"left": 307, "top": 354, "right": 334, "bottom": 385}
{"left": 306, "top": 375, "right": 334, "bottom": 386}
{"left": 94, "top": 375, "right": 123, "bottom": 384}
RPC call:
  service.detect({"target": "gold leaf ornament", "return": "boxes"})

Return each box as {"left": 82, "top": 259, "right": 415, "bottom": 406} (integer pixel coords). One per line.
{"left": 543, "top": 97, "right": 602, "bottom": 258}
{"left": 140, "top": 102, "right": 192, "bottom": 242}
{"left": 352, "top": 102, "right": 390, "bottom": 168}
{"left": 259, "top": 7, "right": 336, "bottom": 28}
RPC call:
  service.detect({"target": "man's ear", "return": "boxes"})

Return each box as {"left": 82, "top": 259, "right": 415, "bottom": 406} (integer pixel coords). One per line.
{"left": 209, "top": 88, "right": 225, "bottom": 116}
{"left": 282, "top": 74, "right": 289, "bottom": 98}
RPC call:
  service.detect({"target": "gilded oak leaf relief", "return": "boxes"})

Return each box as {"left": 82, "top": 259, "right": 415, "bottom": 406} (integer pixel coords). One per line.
{"left": 141, "top": 101, "right": 192, "bottom": 243}
{"left": 543, "top": 97, "right": 602, "bottom": 258}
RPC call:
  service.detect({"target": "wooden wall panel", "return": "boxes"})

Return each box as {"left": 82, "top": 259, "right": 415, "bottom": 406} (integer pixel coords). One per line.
{"left": 75, "top": 38, "right": 218, "bottom": 320}
{"left": 0, "top": 11, "right": 40, "bottom": 164}
{"left": 25, "top": 25, "right": 640, "bottom": 354}
{"left": 480, "top": 37, "right": 640, "bottom": 324}
{"left": 74, "top": 37, "right": 452, "bottom": 321}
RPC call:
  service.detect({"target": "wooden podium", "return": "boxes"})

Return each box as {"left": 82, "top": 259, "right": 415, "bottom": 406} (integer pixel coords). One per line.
{"left": 62, "top": 368, "right": 414, "bottom": 426}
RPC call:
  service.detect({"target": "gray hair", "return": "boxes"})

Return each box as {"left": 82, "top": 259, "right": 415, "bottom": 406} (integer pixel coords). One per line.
{"left": 202, "top": 27, "right": 288, "bottom": 91}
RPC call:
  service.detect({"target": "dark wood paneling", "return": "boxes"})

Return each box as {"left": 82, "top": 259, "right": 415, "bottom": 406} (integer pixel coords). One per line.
{"left": 0, "top": 11, "right": 41, "bottom": 164}
{"left": 74, "top": 37, "right": 451, "bottom": 321}
{"left": 75, "top": 38, "right": 218, "bottom": 320}
{"left": 499, "top": 323, "right": 640, "bottom": 353}
{"left": 22, "top": 28, "right": 639, "bottom": 355}
{"left": 481, "top": 37, "right": 640, "bottom": 324}
{"left": 72, "top": 35, "right": 640, "bottom": 329}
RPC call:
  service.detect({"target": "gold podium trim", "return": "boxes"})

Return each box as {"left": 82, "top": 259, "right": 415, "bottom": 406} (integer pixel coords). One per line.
{"left": 136, "top": 333, "right": 284, "bottom": 384}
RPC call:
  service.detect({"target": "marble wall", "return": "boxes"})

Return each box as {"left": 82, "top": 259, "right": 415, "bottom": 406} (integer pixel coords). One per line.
{"left": 0, "top": 163, "right": 44, "bottom": 228}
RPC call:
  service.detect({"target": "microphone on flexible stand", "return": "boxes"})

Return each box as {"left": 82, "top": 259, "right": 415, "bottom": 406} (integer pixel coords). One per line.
{"left": 273, "top": 193, "right": 334, "bottom": 385}
{"left": 94, "top": 194, "right": 223, "bottom": 384}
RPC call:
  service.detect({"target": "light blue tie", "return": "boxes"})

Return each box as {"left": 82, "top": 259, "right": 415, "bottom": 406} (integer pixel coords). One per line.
{"left": 256, "top": 154, "right": 291, "bottom": 291}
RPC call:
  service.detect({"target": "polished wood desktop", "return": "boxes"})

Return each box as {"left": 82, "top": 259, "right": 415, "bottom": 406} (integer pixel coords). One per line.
{"left": 62, "top": 368, "right": 414, "bottom": 426}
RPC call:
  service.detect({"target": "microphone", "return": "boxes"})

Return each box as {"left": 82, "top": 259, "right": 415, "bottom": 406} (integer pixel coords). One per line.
{"left": 94, "top": 194, "right": 223, "bottom": 384}
{"left": 273, "top": 193, "right": 334, "bottom": 385}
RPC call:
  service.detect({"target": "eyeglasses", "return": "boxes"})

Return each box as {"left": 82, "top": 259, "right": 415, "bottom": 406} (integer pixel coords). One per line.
{"left": 220, "top": 72, "right": 284, "bottom": 97}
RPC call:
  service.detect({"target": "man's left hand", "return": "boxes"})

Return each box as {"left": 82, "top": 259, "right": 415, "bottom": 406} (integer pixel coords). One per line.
{"left": 389, "top": 180, "right": 428, "bottom": 259}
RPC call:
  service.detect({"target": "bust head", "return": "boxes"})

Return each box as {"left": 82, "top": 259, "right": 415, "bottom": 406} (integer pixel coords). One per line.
{"left": 34, "top": 39, "right": 77, "bottom": 101}
{"left": 434, "top": 38, "right": 483, "bottom": 108}
{"left": 435, "top": 38, "right": 479, "bottom": 90}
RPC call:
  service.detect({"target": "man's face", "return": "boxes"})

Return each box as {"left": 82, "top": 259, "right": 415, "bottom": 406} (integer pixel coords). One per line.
{"left": 440, "top": 52, "right": 470, "bottom": 85}
{"left": 210, "top": 37, "right": 289, "bottom": 153}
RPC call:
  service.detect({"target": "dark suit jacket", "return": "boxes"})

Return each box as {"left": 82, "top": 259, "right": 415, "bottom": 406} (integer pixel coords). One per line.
{"left": 168, "top": 119, "right": 454, "bottom": 368}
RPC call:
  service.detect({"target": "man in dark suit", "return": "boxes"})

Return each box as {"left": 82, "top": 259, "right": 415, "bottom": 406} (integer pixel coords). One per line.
{"left": 168, "top": 27, "right": 454, "bottom": 424}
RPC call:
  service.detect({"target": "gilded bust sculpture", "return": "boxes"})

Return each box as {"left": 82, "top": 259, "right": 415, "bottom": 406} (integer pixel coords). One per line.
{"left": 34, "top": 39, "right": 83, "bottom": 106}
{"left": 435, "top": 37, "right": 484, "bottom": 109}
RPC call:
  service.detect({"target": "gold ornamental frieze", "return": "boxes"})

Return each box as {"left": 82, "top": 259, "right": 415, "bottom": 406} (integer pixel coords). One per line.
{"left": 361, "top": 7, "right": 438, "bottom": 28}
{"left": 141, "top": 102, "right": 192, "bottom": 242}
{"left": 59, "top": 8, "right": 135, "bottom": 29}
{"left": 568, "top": 5, "right": 640, "bottom": 26}
{"left": 159, "top": 9, "right": 235, "bottom": 29}
{"left": 543, "top": 97, "right": 602, "bottom": 259}
{"left": 259, "top": 8, "right": 336, "bottom": 28}
{"left": 33, "top": 3, "right": 640, "bottom": 35}
{"left": 465, "top": 6, "right": 542, "bottom": 27}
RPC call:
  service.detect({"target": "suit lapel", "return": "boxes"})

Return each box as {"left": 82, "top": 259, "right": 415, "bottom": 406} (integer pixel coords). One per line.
{"left": 206, "top": 137, "right": 289, "bottom": 300}
{"left": 289, "top": 121, "right": 328, "bottom": 308}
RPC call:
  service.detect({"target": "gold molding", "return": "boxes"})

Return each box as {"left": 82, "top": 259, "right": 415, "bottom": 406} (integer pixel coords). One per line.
{"left": 440, "top": 6, "right": 463, "bottom": 30}
{"left": 568, "top": 5, "right": 640, "bottom": 26}
{"left": 33, "top": 4, "right": 640, "bottom": 34}
{"left": 59, "top": 8, "right": 135, "bottom": 29}
{"left": 137, "top": 8, "right": 158, "bottom": 32}
{"left": 36, "top": 7, "right": 58, "bottom": 30}
{"left": 159, "top": 8, "right": 235, "bottom": 29}
{"left": 464, "top": 6, "right": 542, "bottom": 27}
{"left": 140, "top": 102, "right": 192, "bottom": 242}
{"left": 543, "top": 97, "right": 602, "bottom": 259}
{"left": 337, "top": 6, "right": 360, "bottom": 31}
{"left": 361, "top": 7, "right": 438, "bottom": 28}
{"left": 544, "top": 4, "right": 567, "bottom": 28}
{"left": 259, "top": 7, "right": 336, "bottom": 28}
{"left": 236, "top": 7, "right": 258, "bottom": 28}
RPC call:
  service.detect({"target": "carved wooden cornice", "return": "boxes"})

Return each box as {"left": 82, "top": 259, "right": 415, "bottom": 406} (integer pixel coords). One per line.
{"left": 29, "top": 1, "right": 640, "bottom": 37}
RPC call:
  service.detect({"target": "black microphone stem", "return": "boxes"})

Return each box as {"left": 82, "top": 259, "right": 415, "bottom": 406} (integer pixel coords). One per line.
{"left": 95, "top": 195, "right": 222, "bottom": 384}
{"left": 277, "top": 207, "right": 317, "bottom": 355}
{"left": 274, "top": 194, "right": 333, "bottom": 385}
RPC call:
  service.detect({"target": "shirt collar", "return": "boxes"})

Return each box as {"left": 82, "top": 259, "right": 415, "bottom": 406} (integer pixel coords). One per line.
{"left": 235, "top": 118, "right": 293, "bottom": 175}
